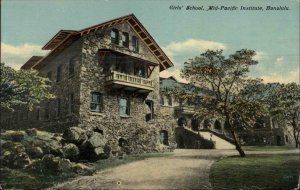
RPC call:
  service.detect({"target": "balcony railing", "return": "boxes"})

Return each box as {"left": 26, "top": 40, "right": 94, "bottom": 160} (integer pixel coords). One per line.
{"left": 174, "top": 105, "right": 196, "bottom": 114}
{"left": 105, "top": 71, "right": 154, "bottom": 91}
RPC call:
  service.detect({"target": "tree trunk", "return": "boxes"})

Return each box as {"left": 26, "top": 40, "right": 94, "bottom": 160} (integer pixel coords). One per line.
{"left": 292, "top": 123, "right": 299, "bottom": 148}
{"left": 230, "top": 128, "right": 246, "bottom": 157}
{"left": 225, "top": 116, "right": 246, "bottom": 157}
{"left": 292, "top": 120, "right": 299, "bottom": 148}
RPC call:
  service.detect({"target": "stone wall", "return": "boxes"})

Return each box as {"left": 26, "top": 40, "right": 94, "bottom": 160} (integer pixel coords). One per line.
{"left": 2, "top": 39, "right": 83, "bottom": 133}
{"left": 78, "top": 22, "right": 175, "bottom": 153}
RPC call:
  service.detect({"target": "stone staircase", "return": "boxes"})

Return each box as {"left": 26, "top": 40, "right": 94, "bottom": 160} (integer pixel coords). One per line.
{"left": 186, "top": 128, "right": 236, "bottom": 149}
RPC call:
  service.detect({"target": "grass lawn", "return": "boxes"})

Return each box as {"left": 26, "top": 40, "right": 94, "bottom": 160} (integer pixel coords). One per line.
{"left": 0, "top": 152, "right": 173, "bottom": 190}
{"left": 210, "top": 154, "right": 300, "bottom": 190}
{"left": 243, "top": 146, "right": 298, "bottom": 151}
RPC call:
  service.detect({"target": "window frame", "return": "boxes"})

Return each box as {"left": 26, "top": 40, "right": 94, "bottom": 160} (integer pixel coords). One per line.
{"left": 132, "top": 36, "right": 139, "bottom": 52}
{"left": 90, "top": 92, "right": 103, "bottom": 113}
{"left": 160, "top": 95, "right": 164, "bottom": 106}
{"left": 111, "top": 28, "right": 119, "bottom": 45}
{"left": 122, "top": 32, "right": 129, "bottom": 48}
{"left": 119, "top": 97, "right": 130, "bottom": 116}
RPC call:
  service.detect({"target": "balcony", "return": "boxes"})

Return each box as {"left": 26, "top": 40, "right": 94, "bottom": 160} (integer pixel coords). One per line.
{"left": 105, "top": 71, "right": 154, "bottom": 92}
{"left": 174, "top": 105, "right": 196, "bottom": 114}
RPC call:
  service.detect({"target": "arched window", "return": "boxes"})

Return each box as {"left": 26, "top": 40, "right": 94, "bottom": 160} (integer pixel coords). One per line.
{"left": 177, "top": 117, "right": 187, "bottom": 127}
{"left": 204, "top": 119, "right": 211, "bottom": 129}
{"left": 214, "top": 120, "right": 222, "bottom": 130}
{"left": 118, "top": 138, "right": 127, "bottom": 147}
{"left": 224, "top": 120, "right": 231, "bottom": 130}
{"left": 191, "top": 118, "right": 200, "bottom": 131}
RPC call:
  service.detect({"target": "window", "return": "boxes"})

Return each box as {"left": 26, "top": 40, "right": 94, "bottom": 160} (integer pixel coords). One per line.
{"left": 90, "top": 92, "right": 103, "bottom": 113}
{"left": 45, "top": 102, "right": 50, "bottom": 120}
{"left": 111, "top": 28, "right": 119, "bottom": 45}
{"left": 56, "top": 65, "right": 62, "bottom": 82}
{"left": 160, "top": 130, "right": 169, "bottom": 145}
{"left": 145, "top": 100, "right": 154, "bottom": 121}
{"left": 160, "top": 95, "right": 164, "bottom": 105}
{"left": 167, "top": 96, "right": 172, "bottom": 106}
{"left": 134, "top": 64, "right": 147, "bottom": 78}
{"left": 69, "top": 93, "right": 75, "bottom": 113}
{"left": 122, "top": 32, "right": 129, "bottom": 48}
{"left": 69, "top": 57, "right": 75, "bottom": 77}
{"left": 119, "top": 97, "right": 130, "bottom": 116}
{"left": 57, "top": 98, "right": 61, "bottom": 117}
{"left": 132, "top": 36, "right": 139, "bottom": 52}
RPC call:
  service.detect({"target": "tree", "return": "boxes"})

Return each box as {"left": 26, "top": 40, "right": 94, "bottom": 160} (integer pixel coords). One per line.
{"left": 0, "top": 63, "right": 54, "bottom": 111}
{"left": 166, "top": 49, "right": 268, "bottom": 157}
{"left": 269, "top": 83, "right": 300, "bottom": 147}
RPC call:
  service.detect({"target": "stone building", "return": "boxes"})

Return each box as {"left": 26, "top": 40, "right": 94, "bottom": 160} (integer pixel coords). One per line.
{"left": 159, "top": 76, "right": 296, "bottom": 147}
{"left": 1, "top": 14, "right": 294, "bottom": 153}
{"left": 1, "top": 14, "right": 177, "bottom": 153}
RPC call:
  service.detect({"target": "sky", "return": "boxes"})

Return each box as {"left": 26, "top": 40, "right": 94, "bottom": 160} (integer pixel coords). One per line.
{"left": 1, "top": 0, "right": 299, "bottom": 84}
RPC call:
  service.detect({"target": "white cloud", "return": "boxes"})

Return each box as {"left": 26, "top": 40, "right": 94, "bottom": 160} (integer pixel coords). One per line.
{"left": 261, "top": 68, "right": 299, "bottom": 84}
{"left": 274, "top": 56, "right": 285, "bottom": 65}
{"left": 162, "top": 38, "right": 226, "bottom": 71}
{"left": 1, "top": 43, "right": 48, "bottom": 70}
{"left": 164, "top": 39, "right": 226, "bottom": 54}
{"left": 253, "top": 51, "right": 268, "bottom": 61}
{"left": 160, "top": 68, "right": 189, "bottom": 83}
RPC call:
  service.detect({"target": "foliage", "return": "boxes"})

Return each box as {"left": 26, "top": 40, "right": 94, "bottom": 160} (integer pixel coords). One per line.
{"left": 0, "top": 63, "right": 54, "bottom": 111}
{"left": 268, "top": 83, "right": 300, "bottom": 147}
{"left": 163, "top": 49, "right": 269, "bottom": 157}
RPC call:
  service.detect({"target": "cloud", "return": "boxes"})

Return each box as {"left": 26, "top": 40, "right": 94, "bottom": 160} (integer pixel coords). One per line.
{"left": 162, "top": 38, "right": 226, "bottom": 71}
{"left": 159, "top": 68, "right": 189, "bottom": 83}
{"left": 1, "top": 43, "right": 48, "bottom": 70}
{"left": 164, "top": 39, "right": 226, "bottom": 54}
{"left": 274, "top": 56, "right": 285, "bottom": 65}
{"left": 253, "top": 51, "right": 268, "bottom": 61}
{"left": 261, "top": 68, "right": 299, "bottom": 84}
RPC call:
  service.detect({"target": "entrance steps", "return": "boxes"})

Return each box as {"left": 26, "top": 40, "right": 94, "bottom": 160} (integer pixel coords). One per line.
{"left": 185, "top": 128, "right": 235, "bottom": 149}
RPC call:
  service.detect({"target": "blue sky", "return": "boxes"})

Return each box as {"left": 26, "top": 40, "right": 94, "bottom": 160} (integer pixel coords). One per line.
{"left": 1, "top": 0, "right": 299, "bottom": 83}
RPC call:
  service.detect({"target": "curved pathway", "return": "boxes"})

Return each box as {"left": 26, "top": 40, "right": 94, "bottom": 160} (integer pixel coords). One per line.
{"left": 52, "top": 149, "right": 298, "bottom": 190}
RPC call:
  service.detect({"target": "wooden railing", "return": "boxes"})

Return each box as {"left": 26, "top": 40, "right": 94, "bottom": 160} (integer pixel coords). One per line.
{"left": 105, "top": 71, "right": 154, "bottom": 91}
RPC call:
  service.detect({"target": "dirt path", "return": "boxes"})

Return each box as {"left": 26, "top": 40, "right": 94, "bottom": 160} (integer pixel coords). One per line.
{"left": 51, "top": 149, "right": 299, "bottom": 190}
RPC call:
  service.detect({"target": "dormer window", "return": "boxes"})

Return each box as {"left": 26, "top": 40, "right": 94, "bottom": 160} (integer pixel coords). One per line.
{"left": 111, "top": 29, "right": 119, "bottom": 45}
{"left": 132, "top": 36, "right": 139, "bottom": 52}
{"left": 122, "top": 32, "right": 129, "bottom": 48}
